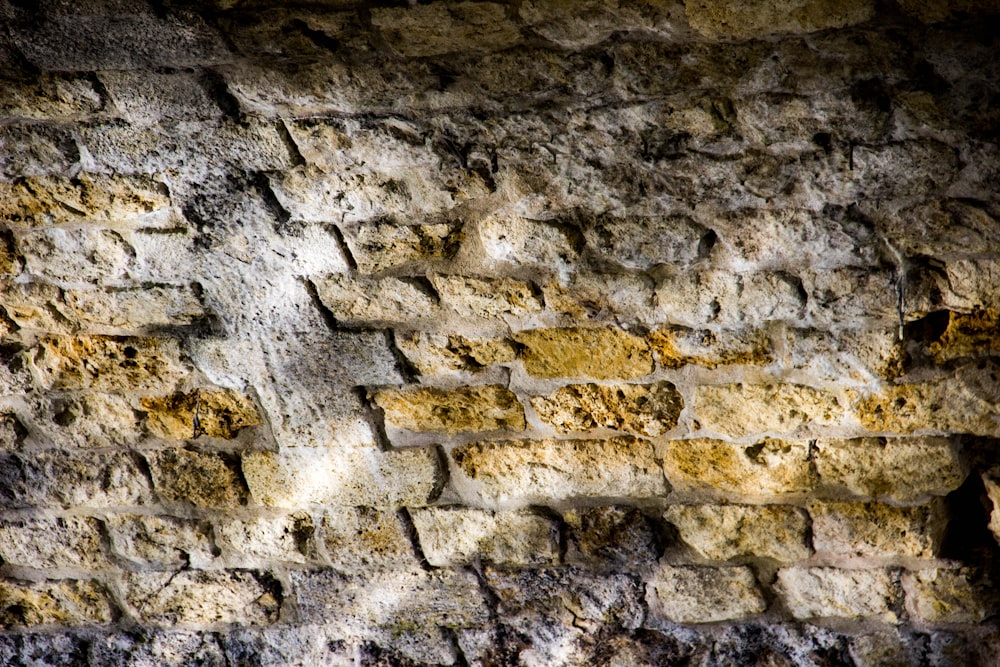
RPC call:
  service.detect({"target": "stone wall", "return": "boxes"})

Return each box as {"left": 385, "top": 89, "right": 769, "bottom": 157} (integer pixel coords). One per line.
{"left": 1, "top": 0, "right": 999, "bottom": 664}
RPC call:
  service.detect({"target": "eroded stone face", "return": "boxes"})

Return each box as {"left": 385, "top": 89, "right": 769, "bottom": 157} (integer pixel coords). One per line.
{"left": 809, "top": 500, "right": 946, "bottom": 559}
{"left": 660, "top": 438, "right": 816, "bottom": 496}
{"left": 530, "top": 381, "right": 683, "bottom": 436}
{"left": 664, "top": 504, "right": 811, "bottom": 562}
{"left": 31, "top": 335, "right": 188, "bottom": 392}
{"left": 0, "top": 517, "right": 106, "bottom": 569}
{"left": 686, "top": 0, "right": 875, "bottom": 39}
{"left": 776, "top": 567, "right": 898, "bottom": 622}
{"left": 694, "top": 383, "right": 845, "bottom": 438}
{"left": 647, "top": 565, "right": 766, "bottom": 623}
{"left": 410, "top": 507, "right": 558, "bottom": 567}
{"left": 142, "top": 388, "right": 263, "bottom": 440}
{"left": 513, "top": 327, "right": 653, "bottom": 380}
{"left": 0, "top": 579, "right": 113, "bottom": 627}
{"left": 123, "top": 571, "right": 281, "bottom": 626}
{"left": 373, "top": 384, "right": 526, "bottom": 434}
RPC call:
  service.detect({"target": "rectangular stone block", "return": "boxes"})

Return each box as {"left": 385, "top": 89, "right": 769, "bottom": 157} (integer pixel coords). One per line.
{"left": 242, "top": 446, "right": 441, "bottom": 509}
{"left": 17, "top": 226, "right": 139, "bottom": 285}
{"left": 813, "top": 437, "right": 967, "bottom": 501}
{"left": 803, "top": 268, "right": 900, "bottom": 325}
{"left": 478, "top": 215, "right": 580, "bottom": 274}
{"left": 141, "top": 388, "right": 262, "bottom": 440}
{"left": 346, "top": 222, "right": 462, "bottom": 274}
{"left": 292, "top": 568, "right": 489, "bottom": 630}
{"left": 542, "top": 271, "right": 658, "bottom": 326}
{"left": 563, "top": 505, "right": 660, "bottom": 568}
{"left": 451, "top": 437, "right": 667, "bottom": 508}
{"left": 410, "top": 507, "right": 558, "bottom": 567}
{"left": 530, "top": 381, "right": 682, "bottom": 437}
{"left": 656, "top": 270, "right": 805, "bottom": 327}
{"left": 664, "top": 504, "right": 811, "bottom": 562}
{"left": 0, "top": 123, "right": 80, "bottom": 179}
{"left": 648, "top": 326, "right": 773, "bottom": 369}
{"left": 373, "top": 384, "right": 526, "bottom": 435}
{"left": 371, "top": 2, "right": 522, "bottom": 57}
{"left": 100, "top": 69, "right": 223, "bottom": 125}
{"left": 693, "top": 382, "right": 845, "bottom": 438}
{"left": 63, "top": 285, "right": 206, "bottom": 332}
{"left": 780, "top": 326, "right": 906, "bottom": 382}
{"left": 937, "top": 258, "right": 1000, "bottom": 313}
{"left": 810, "top": 500, "right": 946, "bottom": 559}
{"left": 216, "top": 512, "right": 316, "bottom": 566}
{"left": 432, "top": 274, "right": 543, "bottom": 319}
{"left": 776, "top": 567, "right": 898, "bottom": 622}
{"left": 313, "top": 274, "right": 438, "bottom": 325}
{"left": 659, "top": 438, "right": 817, "bottom": 497}
{"left": 512, "top": 327, "right": 653, "bottom": 380}
{"left": 30, "top": 335, "right": 189, "bottom": 392}
{"left": 321, "top": 507, "right": 417, "bottom": 572}
{"left": 647, "top": 565, "right": 766, "bottom": 623}
{"left": 148, "top": 449, "right": 248, "bottom": 508}
{"left": 396, "top": 331, "right": 517, "bottom": 376}
{"left": 0, "top": 578, "right": 113, "bottom": 626}
{"left": 0, "top": 517, "right": 106, "bottom": 569}
{"left": 124, "top": 570, "right": 281, "bottom": 626}
{"left": 0, "top": 450, "right": 151, "bottom": 509}
{"left": 32, "top": 393, "right": 144, "bottom": 449}
{"left": 106, "top": 514, "right": 217, "bottom": 569}
{"left": 903, "top": 568, "right": 996, "bottom": 624}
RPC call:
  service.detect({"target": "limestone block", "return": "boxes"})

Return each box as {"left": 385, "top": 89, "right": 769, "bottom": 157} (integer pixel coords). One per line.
{"left": 656, "top": 270, "right": 805, "bottom": 327}
{"left": 0, "top": 450, "right": 151, "bottom": 509}
{"left": 373, "top": 384, "right": 526, "bottom": 434}
{"left": 810, "top": 500, "right": 946, "bottom": 559}
{"left": 513, "top": 327, "right": 653, "bottom": 380}
{"left": 0, "top": 282, "right": 68, "bottom": 333}
{"left": 854, "top": 362, "right": 1000, "bottom": 436}
{"left": 850, "top": 141, "right": 958, "bottom": 199}
{"left": 563, "top": 505, "right": 660, "bottom": 567}
{"left": 31, "top": 335, "right": 188, "bottom": 392}
{"left": 100, "top": 69, "right": 222, "bottom": 125}
{"left": 0, "top": 517, "right": 106, "bottom": 569}
{"left": 292, "top": 568, "right": 489, "bottom": 630}
{"left": 217, "top": 513, "right": 315, "bottom": 565}
{"left": 870, "top": 199, "right": 1000, "bottom": 258}
{"left": 582, "top": 211, "right": 707, "bottom": 270}
{"left": 518, "top": 0, "right": 682, "bottom": 49}
{"left": 542, "top": 272, "right": 657, "bottom": 325}
{"left": 937, "top": 259, "right": 1000, "bottom": 312}
{"left": 147, "top": 449, "right": 247, "bottom": 508}
{"left": 922, "top": 310, "right": 1000, "bottom": 365}
{"left": 478, "top": 214, "right": 579, "bottom": 273}
{"left": 814, "top": 437, "right": 967, "bottom": 501}
{"left": 63, "top": 285, "right": 206, "bottom": 332}
{"left": 0, "top": 124, "right": 79, "bottom": 179}
{"left": 371, "top": 2, "right": 521, "bottom": 57}
{"left": 396, "top": 332, "right": 517, "bottom": 376}
{"left": 0, "top": 579, "right": 113, "bottom": 627}
{"left": 660, "top": 438, "right": 817, "bottom": 496}
{"left": 346, "top": 221, "right": 462, "bottom": 274}
{"left": 242, "top": 447, "right": 441, "bottom": 509}
{"left": 432, "top": 274, "right": 543, "bottom": 319}
{"left": 220, "top": 625, "right": 356, "bottom": 667}
{"left": 693, "top": 383, "right": 844, "bottom": 438}
{"left": 313, "top": 274, "right": 438, "bottom": 325}
{"left": 647, "top": 565, "right": 766, "bottom": 623}
{"left": 664, "top": 504, "right": 811, "bottom": 562}
{"left": 776, "top": 567, "right": 897, "bottom": 622}
{"left": 124, "top": 570, "right": 280, "bottom": 626}
{"left": 321, "top": 507, "right": 417, "bottom": 571}
{"left": 0, "top": 633, "right": 92, "bottom": 667}
{"left": 902, "top": 568, "right": 995, "bottom": 624}
{"left": 451, "top": 437, "right": 667, "bottom": 507}
{"left": 91, "top": 630, "right": 229, "bottom": 667}
{"left": 530, "top": 381, "right": 683, "bottom": 436}
{"left": 18, "top": 227, "right": 137, "bottom": 285}
{"left": 780, "top": 327, "right": 906, "bottom": 382}
{"left": 0, "top": 173, "right": 172, "bottom": 227}
{"left": 803, "top": 268, "right": 899, "bottom": 325}
{"left": 105, "top": 514, "right": 217, "bottom": 569}
{"left": 0, "top": 74, "right": 103, "bottom": 122}
{"left": 849, "top": 632, "right": 925, "bottom": 667}
{"left": 648, "top": 326, "right": 773, "bottom": 369}
{"left": 35, "top": 393, "right": 144, "bottom": 449}
{"left": 686, "top": 0, "right": 875, "bottom": 39}
{"left": 410, "top": 507, "right": 558, "bottom": 567}
{"left": 142, "top": 389, "right": 262, "bottom": 440}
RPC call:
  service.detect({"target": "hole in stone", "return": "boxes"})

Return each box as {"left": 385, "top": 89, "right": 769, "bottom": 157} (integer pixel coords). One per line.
{"left": 938, "top": 473, "right": 999, "bottom": 563}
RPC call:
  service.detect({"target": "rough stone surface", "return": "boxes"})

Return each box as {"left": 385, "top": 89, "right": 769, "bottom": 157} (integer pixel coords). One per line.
{"left": 563, "top": 505, "right": 661, "bottom": 568}
{"left": 648, "top": 326, "right": 773, "bottom": 369}
{"left": 147, "top": 449, "right": 247, "bottom": 508}
{"left": 410, "top": 506, "right": 558, "bottom": 567}
{"left": 396, "top": 331, "right": 518, "bottom": 376}
{"left": 660, "top": 438, "right": 816, "bottom": 496}
{"left": 0, "top": 517, "right": 106, "bottom": 569}
{"left": 30, "top": 336, "right": 188, "bottom": 392}
{"left": 810, "top": 500, "right": 946, "bottom": 559}
{"left": 664, "top": 504, "right": 811, "bottom": 562}
{"left": 530, "top": 381, "right": 683, "bottom": 436}
{"left": 686, "top": 0, "right": 875, "bottom": 39}
{"left": 373, "top": 384, "right": 526, "bottom": 434}
{"left": 106, "top": 514, "right": 217, "bottom": 569}
{"left": 647, "top": 565, "right": 767, "bottom": 623}
{"left": 776, "top": 567, "right": 898, "bottom": 622}
{"left": 217, "top": 513, "right": 315, "bottom": 565}
{"left": 694, "top": 383, "right": 845, "bottom": 438}
{"left": 320, "top": 507, "right": 416, "bottom": 572}
{"left": 123, "top": 571, "right": 280, "bottom": 626}
{"left": 141, "top": 389, "right": 263, "bottom": 440}
{"left": 0, "top": 579, "right": 113, "bottom": 627}
{"left": 513, "top": 327, "right": 654, "bottom": 380}
{"left": 902, "top": 568, "right": 996, "bottom": 624}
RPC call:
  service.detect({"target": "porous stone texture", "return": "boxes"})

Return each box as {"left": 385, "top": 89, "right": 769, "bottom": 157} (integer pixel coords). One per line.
{"left": 3, "top": 0, "right": 1000, "bottom": 662}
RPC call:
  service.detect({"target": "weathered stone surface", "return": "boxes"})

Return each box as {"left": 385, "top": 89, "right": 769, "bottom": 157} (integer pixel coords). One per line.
{"left": 660, "top": 438, "right": 816, "bottom": 496}
{"left": 451, "top": 437, "right": 667, "bottom": 507}
{"left": 803, "top": 268, "right": 900, "bottom": 325}
{"left": 0, "top": 413, "right": 25, "bottom": 451}
{"left": 542, "top": 271, "right": 657, "bottom": 325}
{"left": 0, "top": 450, "right": 151, "bottom": 509}
{"left": 0, "top": 123, "right": 79, "bottom": 179}
{"left": 0, "top": 579, "right": 113, "bottom": 626}
{"left": 849, "top": 631, "right": 926, "bottom": 667}
{"left": 871, "top": 199, "right": 1000, "bottom": 258}
{"left": 776, "top": 567, "right": 898, "bottom": 622}
{"left": 346, "top": 221, "right": 462, "bottom": 274}
{"left": 657, "top": 270, "right": 806, "bottom": 327}
{"left": 513, "top": 327, "right": 653, "bottom": 380}
{"left": 396, "top": 331, "right": 517, "bottom": 376}
{"left": 242, "top": 447, "right": 441, "bottom": 509}
{"left": 814, "top": 437, "right": 967, "bottom": 501}
{"left": 0, "top": 632, "right": 90, "bottom": 667}
{"left": 106, "top": 514, "right": 217, "bottom": 569}
{"left": 91, "top": 630, "right": 228, "bottom": 667}
{"left": 34, "top": 393, "right": 143, "bottom": 449}
{"left": 220, "top": 625, "right": 356, "bottom": 667}
{"left": 17, "top": 227, "right": 138, "bottom": 285}
{"left": 647, "top": 565, "right": 766, "bottom": 623}
{"left": 0, "top": 73, "right": 103, "bottom": 122}
{"left": 985, "top": 467, "right": 1000, "bottom": 547}
{"left": 217, "top": 513, "right": 315, "bottom": 565}
{"left": 432, "top": 274, "right": 543, "bottom": 318}
{"left": 648, "top": 326, "right": 773, "bottom": 369}
{"left": 411, "top": 506, "right": 558, "bottom": 567}
{"left": 530, "top": 381, "right": 683, "bottom": 436}
{"left": 62, "top": 285, "right": 206, "bottom": 332}
{"left": 686, "top": 0, "right": 875, "bottom": 39}
{"left": 477, "top": 214, "right": 579, "bottom": 274}
{"left": 902, "top": 568, "right": 996, "bottom": 624}
{"left": 100, "top": 69, "right": 222, "bottom": 125}
{"left": 31, "top": 335, "right": 188, "bottom": 392}
{"left": 563, "top": 505, "right": 660, "bottom": 567}
{"left": 664, "top": 504, "right": 811, "bottom": 562}
{"left": 781, "top": 326, "right": 907, "bottom": 382}
{"left": 583, "top": 211, "right": 707, "bottom": 270}
{"left": 0, "top": 174, "right": 172, "bottom": 227}
{"left": 937, "top": 259, "right": 1000, "bottom": 314}
{"left": 124, "top": 570, "right": 280, "bottom": 626}
{"left": 922, "top": 310, "right": 1000, "bottom": 365}
{"left": 850, "top": 141, "right": 958, "bottom": 199}
{"left": 292, "top": 568, "right": 489, "bottom": 630}
{"left": 313, "top": 274, "right": 438, "bottom": 325}
{"left": 0, "top": 517, "right": 106, "bottom": 569}
{"left": 693, "top": 382, "right": 845, "bottom": 438}
{"left": 518, "top": 0, "right": 686, "bottom": 49}
{"left": 321, "top": 507, "right": 416, "bottom": 571}
{"left": 810, "top": 500, "right": 946, "bottom": 559}
{"left": 371, "top": 2, "right": 521, "bottom": 57}
{"left": 142, "top": 389, "right": 263, "bottom": 440}
{"left": 373, "top": 384, "right": 526, "bottom": 434}
{"left": 147, "top": 449, "right": 247, "bottom": 508}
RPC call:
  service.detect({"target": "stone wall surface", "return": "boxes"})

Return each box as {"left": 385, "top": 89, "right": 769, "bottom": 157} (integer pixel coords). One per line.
{"left": 1, "top": 0, "right": 999, "bottom": 664}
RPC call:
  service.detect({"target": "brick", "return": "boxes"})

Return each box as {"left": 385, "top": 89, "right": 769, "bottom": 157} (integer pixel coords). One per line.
{"left": 396, "top": 331, "right": 517, "bottom": 376}
{"left": 123, "top": 570, "right": 281, "bottom": 626}
{"left": 693, "top": 382, "right": 845, "bottom": 438}
{"left": 105, "top": 514, "right": 217, "bottom": 569}
{"left": 513, "top": 327, "right": 653, "bottom": 380}
{"left": 647, "top": 565, "right": 766, "bottom": 623}
{"left": 321, "top": 507, "right": 417, "bottom": 572}
{"left": 810, "top": 500, "right": 946, "bottom": 559}
{"left": 664, "top": 504, "right": 811, "bottom": 562}
{"left": 648, "top": 326, "right": 773, "bottom": 369}
{"left": 313, "top": 274, "right": 438, "bottom": 325}
{"left": 660, "top": 438, "right": 817, "bottom": 496}
{"left": 141, "top": 389, "right": 263, "bottom": 440}
{"left": 0, "top": 517, "right": 106, "bottom": 569}
{"left": 0, "top": 579, "right": 113, "bottom": 627}
{"left": 451, "top": 437, "right": 666, "bottom": 508}
{"left": 242, "top": 447, "right": 441, "bottom": 509}
{"left": 148, "top": 449, "right": 247, "bottom": 508}
{"left": 776, "top": 567, "right": 898, "bottom": 622}
{"left": 31, "top": 335, "right": 188, "bottom": 392}
{"left": 432, "top": 274, "right": 543, "bottom": 319}
{"left": 346, "top": 222, "right": 462, "bottom": 274}
{"left": 814, "top": 437, "right": 967, "bottom": 501}
{"left": 373, "top": 384, "right": 526, "bottom": 434}
{"left": 686, "top": 0, "right": 875, "bottom": 38}
{"left": 0, "top": 174, "right": 172, "bottom": 227}
{"left": 371, "top": 2, "right": 521, "bottom": 57}
{"left": 0, "top": 450, "right": 151, "bottom": 509}
{"left": 902, "top": 568, "right": 996, "bottom": 623}
{"left": 563, "top": 505, "right": 660, "bottom": 567}
{"left": 410, "top": 507, "right": 558, "bottom": 567}
{"left": 530, "top": 381, "right": 683, "bottom": 436}
{"left": 292, "top": 568, "right": 489, "bottom": 630}
{"left": 217, "top": 513, "right": 315, "bottom": 565}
